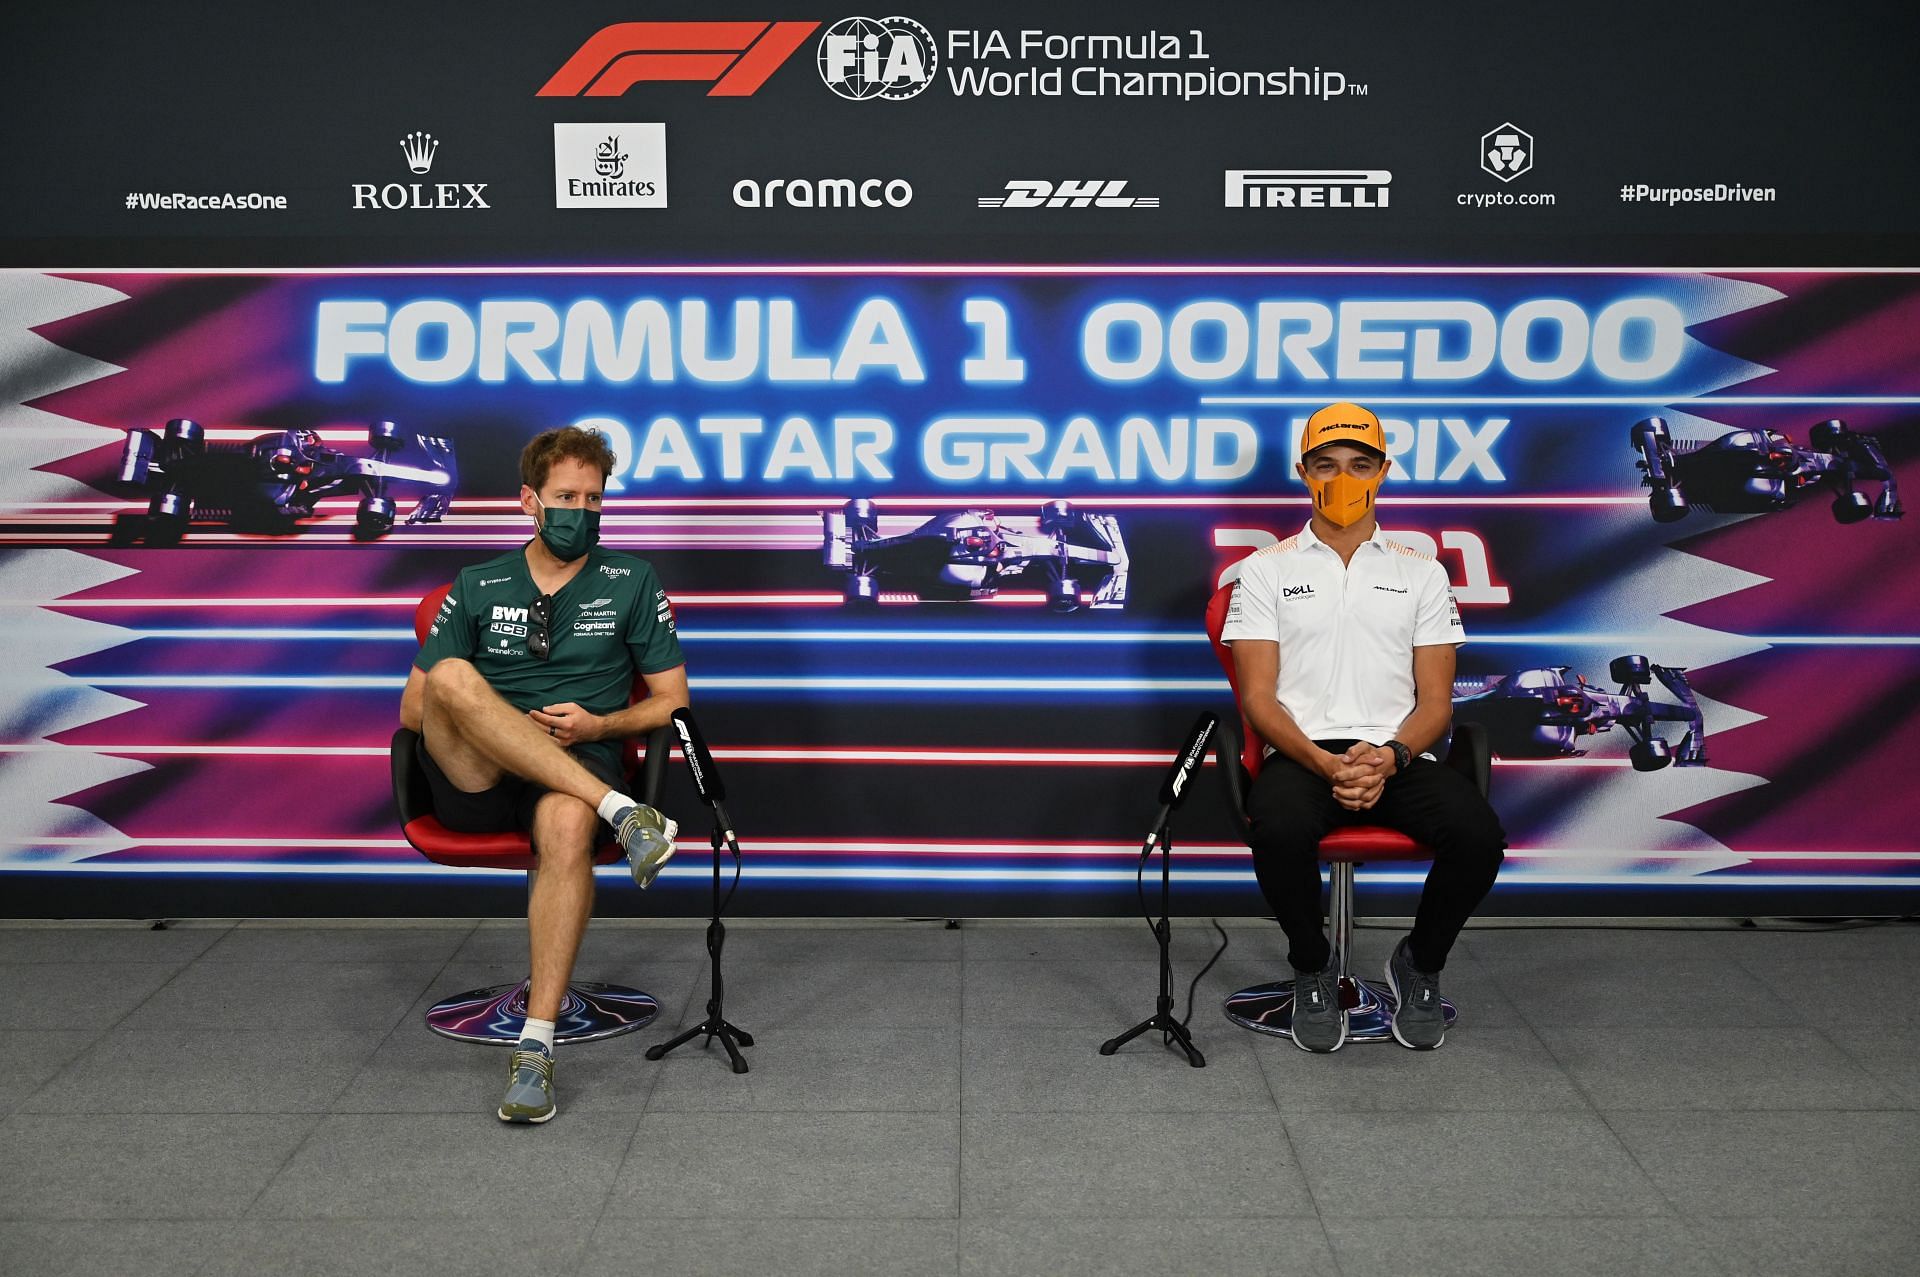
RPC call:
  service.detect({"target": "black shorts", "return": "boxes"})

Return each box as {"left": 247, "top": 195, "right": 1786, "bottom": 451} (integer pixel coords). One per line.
{"left": 417, "top": 735, "right": 624, "bottom": 835}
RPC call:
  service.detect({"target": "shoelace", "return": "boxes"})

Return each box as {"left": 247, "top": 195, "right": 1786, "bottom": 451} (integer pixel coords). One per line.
{"left": 509, "top": 1050, "right": 553, "bottom": 1089}
{"left": 1402, "top": 961, "right": 1440, "bottom": 1010}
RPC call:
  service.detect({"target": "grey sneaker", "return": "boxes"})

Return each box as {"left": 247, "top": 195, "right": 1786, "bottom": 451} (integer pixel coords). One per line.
{"left": 1384, "top": 938, "right": 1446, "bottom": 1050}
{"left": 497, "top": 1045, "right": 556, "bottom": 1123}
{"left": 1289, "top": 964, "right": 1347, "bottom": 1053}
{"left": 614, "top": 803, "right": 679, "bottom": 889}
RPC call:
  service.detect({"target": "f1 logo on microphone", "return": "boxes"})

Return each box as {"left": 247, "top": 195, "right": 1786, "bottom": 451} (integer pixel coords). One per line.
{"left": 539, "top": 21, "right": 820, "bottom": 97}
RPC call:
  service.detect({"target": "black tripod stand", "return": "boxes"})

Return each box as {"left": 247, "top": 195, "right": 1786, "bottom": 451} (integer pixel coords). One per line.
{"left": 646, "top": 811, "right": 754, "bottom": 1073}
{"left": 1100, "top": 817, "right": 1206, "bottom": 1067}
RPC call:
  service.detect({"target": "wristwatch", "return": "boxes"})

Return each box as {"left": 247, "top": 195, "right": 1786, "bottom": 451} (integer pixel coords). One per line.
{"left": 1385, "top": 739, "right": 1413, "bottom": 774}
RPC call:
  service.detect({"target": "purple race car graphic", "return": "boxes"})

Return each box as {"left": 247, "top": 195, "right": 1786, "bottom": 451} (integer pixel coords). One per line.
{"left": 821, "top": 499, "right": 1129, "bottom": 612}
{"left": 115, "top": 418, "right": 456, "bottom": 544}
{"left": 1631, "top": 415, "right": 1901, "bottom": 524}
{"left": 1451, "top": 655, "right": 1706, "bottom": 771}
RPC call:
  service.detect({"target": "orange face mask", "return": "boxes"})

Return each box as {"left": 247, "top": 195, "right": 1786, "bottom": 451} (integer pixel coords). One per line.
{"left": 1304, "top": 467, "right": 1384, "bottom": 526}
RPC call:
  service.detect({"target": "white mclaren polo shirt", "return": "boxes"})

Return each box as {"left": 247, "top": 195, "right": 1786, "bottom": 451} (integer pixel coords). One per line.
{"left": 1221, "top": 522, "right": 1466, "bottom": 744}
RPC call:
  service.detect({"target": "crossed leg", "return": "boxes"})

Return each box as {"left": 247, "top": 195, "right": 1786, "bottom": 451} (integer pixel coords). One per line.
{"left": 422, "top": 657, "right": 619, "bottom": 1021}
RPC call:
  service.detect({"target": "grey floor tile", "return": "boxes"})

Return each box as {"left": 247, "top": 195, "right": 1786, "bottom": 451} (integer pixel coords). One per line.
{"left": 1461, "top": 923, "right": 1773, "bottom": 963}
{"left": 1717, "top": 921, "right": 1920, "bottom": 962}
{"left": 720, "top": 921, "right": 963, "bottom": 964}
{"left": 962, "top": 1217, "right": 1327, "bottom": 1276}
{"left": 1691, "top": 1215, "right": 1920, "bottom": 1276}
{"left": 1322, "top": 1217, "right": 1724, "bottom": 1276}
{"left": 0, "top": 922, "right": 231, "bottom": 964}
{"left": 1607, "top": 1110, "right": 1920, "bottom": 1217}
{"left": 334, "top": 1011, "right": 671, "bottom": 1116}
{"left": 961, "top": 920, "right": 1233, "bottom": 963}
{"left": 964, "top": 959, "right": 1156, "bottom": 1029}
{"left": 25, "top": 1029, "right": 389, "bottom": 1114}
{"left": 613, "top": 1112, "right": 958, "bottom": 1217}
{"left": 648, "top": 1026, "right": 958, "bottom": 1112}
{"left": 0, "top": 1220, "right": 233, "bottom": 1277}
{"left": 201, "top": 922, "right": 473, "bottom": 964}
{"left": 117, "top": 961, "right": 445, "bottom": 1032}
{"left": 584, "top": 1218, "right": 959, "bottom": 1276}
{"left": 1734, "top": 958, "right": 1920, "bottom": 1029}
{"left": 719, "top": 958, "right": 961, "bottom": 1030}
{"left": 1481, "top": 956, "right": 1797, "bottom": 1028}
{"left": 1254, "top": 1027, "right": 1592, "bottom": 1113}
{"left": 0, "top": 1113, "right": 319, "bottom": 1220}
{"left": 0, "top": 1030, "right": 100, "bottom": 1115}
{"left": 1287, "top": 1111, "right": 1668, "bottom": 1217}
{"left": 0, "top": 962, "right": 184, "bottom": 1031}
{"left": 200, "top": 1216, "right": 592, "bottom": 1277}
{"left": 249, "top": 1111, "right": 638, "bottom": 1219}
{"left": 1539, "top": 1027, "right": 1897, "bottom": 1110}
{"left": 1822, "top": 1025, "right": 1920, "bottom": 1107}
{"left": 961, "top": 1112, "right": 1314, "bottom": 1218}
{"left": 962, "top": 1028, "right": 1273, "bottom": 1113}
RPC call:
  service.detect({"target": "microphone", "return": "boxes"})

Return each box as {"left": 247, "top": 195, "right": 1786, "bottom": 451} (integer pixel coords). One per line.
{"left": 1141, "top": 712, "right": 1217, "bottom": 858}
{"left": 670, "top": 707, "right": 725, "bottom": 806}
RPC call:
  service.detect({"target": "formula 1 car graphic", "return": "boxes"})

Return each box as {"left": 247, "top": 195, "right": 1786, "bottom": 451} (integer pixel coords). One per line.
{"left": 821, "top": 499, "right": 1129, "bottom": 612}
{"left": 115, "top": 418, "right": 456, "bottom": 544}
{"left": 1631, "top": 415, "right": 1902, "bottom": 524}
{"left": 1451, "top": 655, "right": 1705, "bottom": 771}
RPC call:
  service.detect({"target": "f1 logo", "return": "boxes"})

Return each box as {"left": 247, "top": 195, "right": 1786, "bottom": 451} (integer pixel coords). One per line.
{"left": 539, "top": 21, "right": 820, "bottom": 97}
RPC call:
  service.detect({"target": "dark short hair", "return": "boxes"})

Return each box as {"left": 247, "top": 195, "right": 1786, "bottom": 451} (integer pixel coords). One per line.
{"left": 520, "top": 426, "right": 616, "bottom": 493}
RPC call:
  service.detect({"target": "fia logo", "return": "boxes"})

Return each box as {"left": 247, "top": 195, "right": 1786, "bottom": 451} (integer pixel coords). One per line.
{"left": 818, "top": 16, "right": 937, "bottom": 100}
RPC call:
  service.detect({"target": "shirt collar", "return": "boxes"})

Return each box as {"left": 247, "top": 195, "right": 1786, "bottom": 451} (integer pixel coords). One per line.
{"left": 1297, "top": 520, "right": 1389, "bottom": 556}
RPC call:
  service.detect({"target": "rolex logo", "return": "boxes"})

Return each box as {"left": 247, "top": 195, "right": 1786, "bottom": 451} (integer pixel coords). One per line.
{"left": 593, "top": 137, "right": 627, "bottom": 179}
{"left": 399, "top": 131, "right": 439, "bottom": 175}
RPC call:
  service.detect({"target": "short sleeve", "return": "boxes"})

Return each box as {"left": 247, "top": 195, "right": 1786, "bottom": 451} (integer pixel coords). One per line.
{"left": 1220, "top": 557, "right": 1279, "bottom": 644}
{"left": 627, "top": 566, "right": 686, "bottom": 675}
{"left": 413, "top": 576, "right": 477, "bottom": 671}
{"left": 1413, "top": 561, "right": 1467, "bottom": 647}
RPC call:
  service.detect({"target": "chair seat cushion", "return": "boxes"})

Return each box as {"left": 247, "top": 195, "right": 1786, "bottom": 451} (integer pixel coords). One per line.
{"left": 402, "top": 816, "right": 621, "bottom": 869}
{"left": 1318, "top": 826, "right": 1435, "bottom": 862}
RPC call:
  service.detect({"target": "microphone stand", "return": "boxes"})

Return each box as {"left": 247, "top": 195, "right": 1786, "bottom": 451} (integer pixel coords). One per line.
{"left": 645, "top": 796, "right": 755, "bottom": 1073}
{"left": 1099, "top": 809, "right": 1206, "bottom": 1067}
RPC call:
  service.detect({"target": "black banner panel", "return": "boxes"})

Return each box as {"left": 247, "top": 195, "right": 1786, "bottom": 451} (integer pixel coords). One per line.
{"left": 2, "top": 2, "right": 1915, "bottom": 916}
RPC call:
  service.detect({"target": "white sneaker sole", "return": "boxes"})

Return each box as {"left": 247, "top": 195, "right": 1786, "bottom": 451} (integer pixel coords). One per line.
{"left": 497, "top": 1101, "right": 557, "bottom": 1124}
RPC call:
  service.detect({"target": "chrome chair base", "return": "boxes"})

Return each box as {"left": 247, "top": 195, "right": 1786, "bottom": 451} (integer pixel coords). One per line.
{"left": 1224, "top": 977, "right": 1457, "bottom": 1043}
{"left": 425, "top": 978, "right": 658, "bottom": 1045}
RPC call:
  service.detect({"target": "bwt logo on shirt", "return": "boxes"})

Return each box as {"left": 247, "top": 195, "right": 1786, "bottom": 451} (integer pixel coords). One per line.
{"left": 1282, "top": 584, "right": 1316, "bottom": 599}
{"left": 491, "top": 605, "right": 530, "bottom": 622}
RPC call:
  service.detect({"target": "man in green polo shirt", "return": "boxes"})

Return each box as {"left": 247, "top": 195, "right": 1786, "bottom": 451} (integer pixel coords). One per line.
{"left": 399, "top": 426, "right": 688, "bottom": 1124}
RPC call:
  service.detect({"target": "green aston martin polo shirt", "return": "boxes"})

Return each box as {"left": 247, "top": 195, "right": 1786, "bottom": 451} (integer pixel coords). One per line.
{"left": 414, "top": 545, "right": 684, "bottom": 776}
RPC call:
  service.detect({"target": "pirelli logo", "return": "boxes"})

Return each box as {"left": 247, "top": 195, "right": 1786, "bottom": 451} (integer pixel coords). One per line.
{"left": 1224, "top": 170, "right": 1392, "bottom": 209}
{"left": 538, "top": 21, "right": 820, "bottom": 97}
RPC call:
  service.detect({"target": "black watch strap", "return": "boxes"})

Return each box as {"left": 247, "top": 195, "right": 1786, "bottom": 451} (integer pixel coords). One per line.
{"left": 1386, "top": 740, "right": 1413, "bottom": 772}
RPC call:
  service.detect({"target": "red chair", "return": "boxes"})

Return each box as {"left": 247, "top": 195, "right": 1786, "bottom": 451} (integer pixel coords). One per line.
{"left": 1205, "top": 580, "right": 1491, "bottom": 1043}
{"left": 390, "top": 584, "right": 672, "bottom": 1045}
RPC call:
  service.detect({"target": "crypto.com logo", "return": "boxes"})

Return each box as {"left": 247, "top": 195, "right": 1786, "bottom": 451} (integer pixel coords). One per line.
{"left": 538, "top": 21, "right": 820, "bottom": 97}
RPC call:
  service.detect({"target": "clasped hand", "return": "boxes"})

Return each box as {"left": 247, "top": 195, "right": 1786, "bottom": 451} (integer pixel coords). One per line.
{"left": 528, "top": 702, "right": 603, "bottom": 747}
{"left": 1323, "top": 742, "right": 1394, "bottom": 811}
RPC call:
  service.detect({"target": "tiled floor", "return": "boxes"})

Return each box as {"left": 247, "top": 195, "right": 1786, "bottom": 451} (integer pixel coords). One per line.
{"left": 1, "top": 916, "right": 1916, "bottom": 1275}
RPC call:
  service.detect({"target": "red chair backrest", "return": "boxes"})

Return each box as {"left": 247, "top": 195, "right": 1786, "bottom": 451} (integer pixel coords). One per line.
{"left": 1205, "top": 580, "right": 1265, "bottom": 781}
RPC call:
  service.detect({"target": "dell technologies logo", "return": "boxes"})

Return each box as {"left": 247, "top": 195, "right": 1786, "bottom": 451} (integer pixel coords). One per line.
{"left": 818, "top": 16, "right": 937, "bottom": 100}
{"left": 734, "top": 177, "right": 913, "bottom": 208}
{"left": 554, "top": 123, "right": 666, "bottom": 207}
{"left": 1224, "top": 169, "right": 1391, "bottom": 209}
{"left": 978, "top": 180, "right": 1159, "bottom": 209}
{"left": 353, "top": 132, "right": 490, "bottom": 210}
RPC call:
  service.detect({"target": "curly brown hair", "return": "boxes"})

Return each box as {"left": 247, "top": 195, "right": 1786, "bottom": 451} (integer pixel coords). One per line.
{"left": 519, "top": 426, "right": 616, "bottom": 493}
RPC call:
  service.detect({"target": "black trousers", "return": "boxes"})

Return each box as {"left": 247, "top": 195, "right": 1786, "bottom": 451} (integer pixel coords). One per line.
{"left": 1245, "top": 739, "right": 1507, "bottom": 974}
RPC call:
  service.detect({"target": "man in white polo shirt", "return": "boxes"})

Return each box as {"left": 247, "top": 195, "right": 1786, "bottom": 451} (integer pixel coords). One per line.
{"left": 1221, "top": 401, "right": 1506, "bottom": 1053}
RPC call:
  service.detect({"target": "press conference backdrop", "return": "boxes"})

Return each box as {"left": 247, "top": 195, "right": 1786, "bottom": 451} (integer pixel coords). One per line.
{"left": 1, "top": 2, "right": 1915, "bottom": 916}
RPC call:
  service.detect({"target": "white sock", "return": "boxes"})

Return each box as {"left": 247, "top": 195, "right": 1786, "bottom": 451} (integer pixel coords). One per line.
{"left": 596, "top": 790, "right": 637, "bottom": 824}
{"left": 519, "top": 1017, "right": 556, "bottom": 1053}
